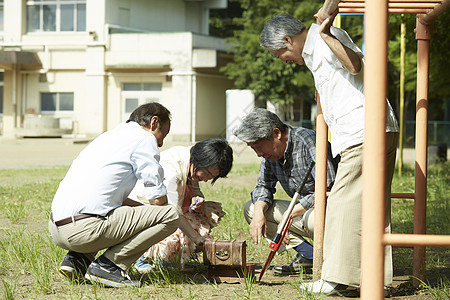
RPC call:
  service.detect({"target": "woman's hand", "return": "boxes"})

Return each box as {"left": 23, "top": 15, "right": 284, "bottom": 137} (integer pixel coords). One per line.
{"left": 189, "top": 196, "right": 205, "bottom": 213}
{"left": 193, "top": 236, "right": 206, "bottom": 252}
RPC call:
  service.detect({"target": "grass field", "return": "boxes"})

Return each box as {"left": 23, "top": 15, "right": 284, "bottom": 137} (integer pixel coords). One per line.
{"left": 0, "top": 162, "right": 448, "bottom": 299}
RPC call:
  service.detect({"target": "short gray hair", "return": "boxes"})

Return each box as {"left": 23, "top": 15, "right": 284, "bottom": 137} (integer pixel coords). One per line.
{"left": 232, "top": 108, "right": 287, "bottom": 143}
{"left": 260, "top": 14, "right": 306, "bottom": 51}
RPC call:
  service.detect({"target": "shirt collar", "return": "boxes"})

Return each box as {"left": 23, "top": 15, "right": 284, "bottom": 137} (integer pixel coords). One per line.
{"left": 302, "top": 24, "right": 319, "bottom": 57}
{"left": 283, "top": 126, "right": 294, "bottom": 162}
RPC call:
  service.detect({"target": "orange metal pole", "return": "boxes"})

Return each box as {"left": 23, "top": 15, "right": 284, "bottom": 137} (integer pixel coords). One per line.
{"left": 384, "top": 233, "right": 450, "bottom": 247}
{"left": 313, "top": 93, "right": 328, "bottom": 280}
{"left": 413, "top": 16, "right": 432, "bottom": 287}
{"left": 420, "top": 0, "right": 450, "bottom": 23}
{"left": 361, "top": 0, "right": 388, "bottom": 299}
{"left": 391, "top": 193, "right": 415, "bottom": 199}
{"left": 339, "top": 3, "right": 439, "bottom": 8}
{"left": 339, "top": 8, "right": 437, "bottom": 14}
{"left": 340, "top": 0, "right": 442, "bottom": 3}
{"left": 312, "top": 0, "right": 338, "bottom": 279}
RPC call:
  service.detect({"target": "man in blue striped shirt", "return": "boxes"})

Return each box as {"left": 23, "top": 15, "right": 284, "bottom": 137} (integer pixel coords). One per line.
{"left": 233, "top": 108, "right": 337, "bottom": 275}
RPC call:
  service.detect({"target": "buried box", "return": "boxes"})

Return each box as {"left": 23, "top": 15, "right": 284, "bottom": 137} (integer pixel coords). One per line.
{"left": 203, "top": 239, "right": 255, "bottom": 283}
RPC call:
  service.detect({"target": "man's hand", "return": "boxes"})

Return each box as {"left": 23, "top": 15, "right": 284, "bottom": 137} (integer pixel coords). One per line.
{"left": 149, "top": 195, "right": 168, "bottom": 205}
{"left": 249, "top": 202, "right": 269, "bottom": 245}
{"left": 122, "top": 198, "right": 143, "bottom": 207}
{"left": 314, "top": 8, "right": 338, "bottom": 26}
{"left": 315, "top": 8, "right": 361, "bottom": 75}
{"left": 317, "top": 9, "right": 338, "bottom": 37}
{"left": 278, "top": 203, "right": 307, "bottom": 246}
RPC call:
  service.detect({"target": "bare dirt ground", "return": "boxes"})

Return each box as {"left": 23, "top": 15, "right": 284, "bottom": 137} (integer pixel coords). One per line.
{"left": 0, "top": 137, "right": 446, "bottom": 299}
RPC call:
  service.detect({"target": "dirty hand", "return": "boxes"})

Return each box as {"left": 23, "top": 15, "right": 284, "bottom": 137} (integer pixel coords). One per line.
{"left": 249, "top": 213, "right": 267, "bottom": 245}
{"left": 193, "top": 236, "right": 206, "bottom": 252}
{"left": 189, "top": 196, "right": 205, "bottom": 213}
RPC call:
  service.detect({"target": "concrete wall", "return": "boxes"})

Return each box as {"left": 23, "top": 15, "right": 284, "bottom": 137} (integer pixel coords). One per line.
{"left": 0, "top": 0, "right": 232, "bottom": 140}
{"left": 195, "top": 74, "right": 232, "bottom": 140}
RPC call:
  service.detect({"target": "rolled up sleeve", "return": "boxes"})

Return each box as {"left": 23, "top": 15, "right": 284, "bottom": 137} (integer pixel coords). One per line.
{"left": 251, "top": 159, "right": 277, "bottom": 207}
{"left": 132, "top": 138, "right": 167, "bottom": 201}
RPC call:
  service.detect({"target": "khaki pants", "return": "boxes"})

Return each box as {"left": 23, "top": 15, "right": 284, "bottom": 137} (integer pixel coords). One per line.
{"left": 321, "top": 132, "right": 398, "bottom": 286}
{"left": 49, "top": 204, "right": 179, "bottom": 271}
{"left": 243, "top": 199, "right": 314, "bottom": 251}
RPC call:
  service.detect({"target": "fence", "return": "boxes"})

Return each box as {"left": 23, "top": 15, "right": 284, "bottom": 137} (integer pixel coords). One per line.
{"left": 404, "top": 120, "right": 450, "bottom": 147}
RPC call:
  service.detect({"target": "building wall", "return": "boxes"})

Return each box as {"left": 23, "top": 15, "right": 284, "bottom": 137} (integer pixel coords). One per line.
{"left": 0, "top": 0, "right": 233, "bottom": 141}
{"left": 195, "top": 74, "right": 232, "bottom": 140}
{"left": 105, "top": 0, "right": 205, "bottom": 34}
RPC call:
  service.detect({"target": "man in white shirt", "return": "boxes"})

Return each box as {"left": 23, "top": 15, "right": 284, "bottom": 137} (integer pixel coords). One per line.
{"left": 49, "top": 102, "right": 179, "bottom": 288}
{"left": 260, "top": 11, "right": 398, "bottom": 296}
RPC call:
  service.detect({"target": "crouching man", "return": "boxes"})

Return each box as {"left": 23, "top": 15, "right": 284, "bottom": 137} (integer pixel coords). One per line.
{"left": 49, "top": 103, "right": 179, "bottom": 288}
{"left": 233, "top": 108, "right": 337, "bottom": 275}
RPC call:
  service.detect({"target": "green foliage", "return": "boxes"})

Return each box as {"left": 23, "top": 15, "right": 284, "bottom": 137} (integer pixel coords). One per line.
{"left": 222, "top": 0, "right": 322, "bottom": 105}
{"left": 221, "top": 1, "right": 450, "bottom": 123}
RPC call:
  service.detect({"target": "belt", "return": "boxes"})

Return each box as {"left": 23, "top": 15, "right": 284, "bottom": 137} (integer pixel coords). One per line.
{"left": 50, "top": 213, "right": 100, "bottom": 226}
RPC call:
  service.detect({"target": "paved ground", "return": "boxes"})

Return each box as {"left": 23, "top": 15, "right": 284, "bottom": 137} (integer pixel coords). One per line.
{"left": 0, "top": 137, "right": 261, "bottom": 169}
{"left": 0, "top": 136, "right": 429, "bottom": 169}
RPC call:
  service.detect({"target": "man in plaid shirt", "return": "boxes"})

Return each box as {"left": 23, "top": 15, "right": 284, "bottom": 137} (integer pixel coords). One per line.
{"left": 233, "top": 108, "right": 337, "bottom": 275}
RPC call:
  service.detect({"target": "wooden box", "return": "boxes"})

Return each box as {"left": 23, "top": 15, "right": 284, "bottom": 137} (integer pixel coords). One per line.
{"left": 203, "top": 239, "right": 255, "bottom": 283}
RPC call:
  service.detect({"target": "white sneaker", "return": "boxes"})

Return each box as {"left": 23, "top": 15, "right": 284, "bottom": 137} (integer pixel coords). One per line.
{"left": 300, "top": 279, "right": 345, "bottom": 295}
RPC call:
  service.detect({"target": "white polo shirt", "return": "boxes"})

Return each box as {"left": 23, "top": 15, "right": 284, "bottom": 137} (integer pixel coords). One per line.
{"left": 51, "top": 122, "right": 166, "bottom": 220}
{"left": 302, "top": 24, "right": 399, "bottom": 157}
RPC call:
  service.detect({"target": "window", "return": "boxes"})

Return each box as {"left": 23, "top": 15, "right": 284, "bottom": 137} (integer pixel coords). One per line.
{"left": 123, "top": 83, "right": 162, "bottom": 92}
{"left": 121, "top": 83, "right": 163, "bottom": 122}
{"left": 27, "top": 0, "right": 86, "bottom": 33}
{"left": 41, "top": 92, "right": 74, "bottom": 112}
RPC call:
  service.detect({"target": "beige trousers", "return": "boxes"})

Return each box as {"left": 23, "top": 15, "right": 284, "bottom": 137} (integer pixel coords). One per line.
{"left": 243, "top": 199, "right": 315, "bottom": 251}
{"left": 321, "top": 132, "right": 398, "bottom": 286}
{"left": 49, "top": 204, "right": 179, "bottom": 271}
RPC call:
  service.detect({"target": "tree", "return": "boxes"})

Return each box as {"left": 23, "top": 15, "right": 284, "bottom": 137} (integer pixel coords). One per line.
{"left": 219, "top": 0, "right": 450, "bottom": 126}
{"left": 220, "top": 0, "right": 323, "bottom": 123}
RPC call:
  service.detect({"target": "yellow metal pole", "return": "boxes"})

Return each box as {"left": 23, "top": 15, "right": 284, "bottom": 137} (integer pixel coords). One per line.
{"left": 361, "top": 0, "right": 388, "bottom": 298}
{"left": 398, "top": 16, "right": 406, "bottom": 177}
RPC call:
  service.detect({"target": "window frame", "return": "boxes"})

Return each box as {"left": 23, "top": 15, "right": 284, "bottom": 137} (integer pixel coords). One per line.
{"left": 26, "top": 0, "right": 86, "bottom": 33}
{"left": 40, "top": 92, "right": 74, "bottom": 114}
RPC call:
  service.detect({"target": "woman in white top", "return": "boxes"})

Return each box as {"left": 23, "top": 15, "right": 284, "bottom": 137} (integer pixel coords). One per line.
{"left": 128, "top": 138, "right": 233, "bottom": 270}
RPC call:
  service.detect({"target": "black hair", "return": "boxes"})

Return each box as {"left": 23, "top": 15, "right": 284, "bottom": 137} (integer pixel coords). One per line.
{"left": 190, "top": 138, "right": 233, "bottom": 183}
{"left": 126, "top": 102, "right": 171, "bottom": 128}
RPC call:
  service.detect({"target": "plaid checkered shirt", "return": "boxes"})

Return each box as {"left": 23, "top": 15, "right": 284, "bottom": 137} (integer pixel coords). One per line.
{"left": 251, "top": 126, "right": 337, "bottom": 210}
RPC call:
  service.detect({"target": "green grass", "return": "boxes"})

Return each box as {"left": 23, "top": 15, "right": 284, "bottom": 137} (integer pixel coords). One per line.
{"left": 0, "top": 162, "right": 448, "bottom": 299}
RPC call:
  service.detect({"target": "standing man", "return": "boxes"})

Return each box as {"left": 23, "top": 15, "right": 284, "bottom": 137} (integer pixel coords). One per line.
{"left": 49, "top": 103, "right": 180, "bottom": 288}
{"left": 260, "top": 11, "right": 398, "bottom": 295}
{"left": 233, "top": 108, "right": 337, "bottom": 275}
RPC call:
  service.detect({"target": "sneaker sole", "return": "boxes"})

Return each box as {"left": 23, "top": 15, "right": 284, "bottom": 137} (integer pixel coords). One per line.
{"left": 273, "top": 266, "right": 312, "bottom": 276}
{"left": 273, "top": 269, "right": 300, "bottom": 276}
{"left": 84, "top": 273, "right": 140, "bottom": 288}
{"left": 59, "top": 266, "right": 86, "bottom": 282}
{"left": 59, "top": 266, "right": 75, "bottom": 279}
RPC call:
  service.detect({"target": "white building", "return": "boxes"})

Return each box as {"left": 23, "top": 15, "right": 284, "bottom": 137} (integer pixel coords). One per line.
{"left": 0, "top": 0, "right": 234, "bottom": 142}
